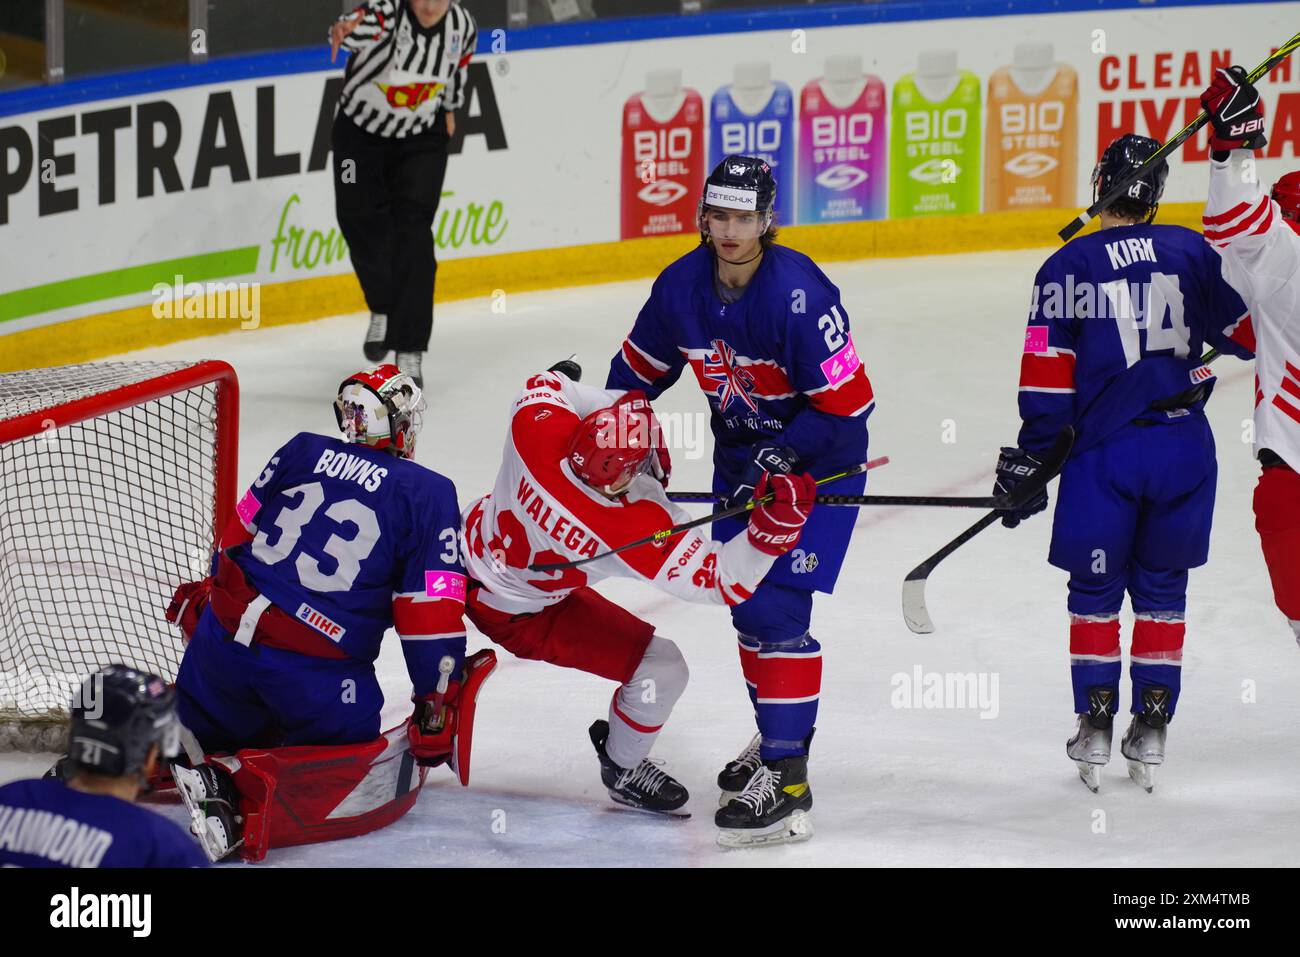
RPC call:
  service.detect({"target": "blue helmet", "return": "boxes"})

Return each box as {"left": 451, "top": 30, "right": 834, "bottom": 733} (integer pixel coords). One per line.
{"left": 1092, "top": 134, "right": 1168, "bottom": 220}
{"left": 67, "top": 665, "right": 180, "bottom": 777}
{"left": 698, "top": 155, "right": 777, "bottom": 238}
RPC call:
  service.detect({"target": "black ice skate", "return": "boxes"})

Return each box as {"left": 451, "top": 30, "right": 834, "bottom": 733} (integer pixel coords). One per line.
{"left": 363, "top": 312, "right": 388, "bottom": 362}
{"left": 715, "top": 753, "right": 813, "bottom": 848}
{"left": 588, "top": 720, "right": 690, "bottom": 817}
{"left": 716, "top": 732, "right": 761, "bottom": 807}
{"left": 1121, "top": 686, "right": 1171, "bottom": 793}
{"left": 173, "top": 762, "right": 244, "bottom": 862}
{"left": 1066, "top": 686, "right": 1116, "bottom": 793}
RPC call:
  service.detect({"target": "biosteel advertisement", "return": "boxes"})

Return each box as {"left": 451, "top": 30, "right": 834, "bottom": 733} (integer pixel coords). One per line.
{"left": 0, "top": 2, "right": 1295, "bottom": 337}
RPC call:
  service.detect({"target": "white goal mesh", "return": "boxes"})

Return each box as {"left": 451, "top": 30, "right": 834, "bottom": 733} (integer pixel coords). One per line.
{"left": 0, "top": 361, "right": 238, "bottom": 751}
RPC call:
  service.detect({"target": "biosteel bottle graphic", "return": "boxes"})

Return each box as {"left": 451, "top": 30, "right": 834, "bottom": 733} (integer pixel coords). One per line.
{"left": 984, "top": 42, "right": 1078, "bottom": 212}
{"left": 621, "top": 69, "right": 705, "bottom": 239}
{"left": 889, "top": 50, "right": 982, "bottom": 218}
{"left": 797, "top": 54, "right": 887, "bottom": 223}
{"left": 709, "top": 62, "right": 794, "bottom": 227}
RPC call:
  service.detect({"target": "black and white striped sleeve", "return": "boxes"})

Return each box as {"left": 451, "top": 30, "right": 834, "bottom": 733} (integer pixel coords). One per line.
{"left": 332, "top": 0, "right": 398, "bottom": 53}
{"left": 445, "top": 6, "right": 477, "bottom": 111}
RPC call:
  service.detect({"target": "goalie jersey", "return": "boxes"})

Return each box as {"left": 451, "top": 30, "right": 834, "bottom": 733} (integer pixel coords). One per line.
{"left": 461, "top": 372, "right": 776, "bottom": 615}
{"left": 1204, "top": 149, "right": 1300, "bottom": 471}
{"left": 1018, "top": 223, "right": 1255, "bottom": 456}
{"left": 224, "top": 432, "right": 467, "bottom": 697}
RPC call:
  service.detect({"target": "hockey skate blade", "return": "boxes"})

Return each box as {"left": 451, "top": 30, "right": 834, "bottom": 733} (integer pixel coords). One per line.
{"left": 716, "top": 809, "right": 813, "bottom": 848}
{"left": 172, "top": 766, "right": 243, "bottom": 862}
{"left": 606, "top": 791, "right": 691, "bottom": 819}
{"left": 1126, "top": 759, "right": 1156, "bottom": 793}
{"left": 901, "top": 578, "right": 935, "bottom": 635}
{"left": 1074, "top": 762, "right": 1101, "bottom": 793}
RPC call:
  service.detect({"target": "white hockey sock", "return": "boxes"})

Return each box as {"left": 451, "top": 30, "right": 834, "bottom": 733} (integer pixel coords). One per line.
{"left": 606, "top": 635, "right": 688, "bottom": 770}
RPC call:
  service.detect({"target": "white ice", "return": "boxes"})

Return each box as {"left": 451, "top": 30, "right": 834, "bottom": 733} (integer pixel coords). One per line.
{"left": 5, "top": 246, "right": 1296, "bottom": 867}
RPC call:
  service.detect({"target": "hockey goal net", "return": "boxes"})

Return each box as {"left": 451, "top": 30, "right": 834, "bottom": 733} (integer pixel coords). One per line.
{"left": 0, "top": 361, "right": 238, "bottom": 751}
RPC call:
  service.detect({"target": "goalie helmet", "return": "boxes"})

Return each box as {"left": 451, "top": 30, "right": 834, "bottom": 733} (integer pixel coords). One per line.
{"left": 335, "top": 363, "right": 425, "bottom": 460}
{"left": 1271, "top": 170, "right": 1300, "bottom": 230}
{"left": 68, "top": 665, "right": 181, "bottom": 778}
{"left": 698, "top": 154, "right": 777, "bottom": 239}
{"left": 1092, "top": 134, "right": 1168, "bottom": 222}
{"left": 567, "top": 391, "right": 660, "bottom": 495}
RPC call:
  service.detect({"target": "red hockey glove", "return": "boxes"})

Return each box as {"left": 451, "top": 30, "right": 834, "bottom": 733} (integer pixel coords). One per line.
{"left": 646, "top": 445, "right": 671, "bottom": 489}
{"left": 408, "top": 684, "right": 459, "bottom": 767}
{"left": 1201, "top": 65, "right": 1268, "bottom": 154}
{"left": 746, "top": 471, "right": 816, "bottom": 556}
{"left": 166, "top": 578, "right": 212, "bottom": 644}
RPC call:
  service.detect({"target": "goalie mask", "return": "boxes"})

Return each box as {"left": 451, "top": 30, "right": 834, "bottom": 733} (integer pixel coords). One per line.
{"left": 335, "top": 363, "right": 425, "bottom": 460}
{"left": 567, "top": 391, "right": 660, "bottom": 496}
{"left": 68, "top": 665, "right": 181, "bottom": 778}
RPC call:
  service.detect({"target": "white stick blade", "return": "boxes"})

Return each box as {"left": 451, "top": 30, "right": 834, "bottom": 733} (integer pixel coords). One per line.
{"left": 902, "top": 578, "right": 935, "bottom": 634}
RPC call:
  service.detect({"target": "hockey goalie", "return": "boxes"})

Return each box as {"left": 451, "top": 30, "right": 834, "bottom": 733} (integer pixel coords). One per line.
{"left": 163, "top": 364, "right": 495, "bottom": 862}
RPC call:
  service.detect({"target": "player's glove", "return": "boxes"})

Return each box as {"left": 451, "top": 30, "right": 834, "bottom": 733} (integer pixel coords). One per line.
{"left": 747, "top": 471, "right": 817, "bottom": 556}
{"left": 1201, "top": 65, "right": 1268, "bottom": 154}
{"left": 165, "top": 578, "right": 212, "bottom": 644}
{"left": 993, "top": 446, "right": 1049, "bottom": 529}
{"left": 730, "top": 442, "right": 800, "bottom": 507}
{"left": 408, "top": 688, "right": 458, "bottom": 768}
{"left": 646, "top": 444, "right": 671, "bottom": 490}
{"left": 548, "top": 358, "right": 582, "bottom": 382}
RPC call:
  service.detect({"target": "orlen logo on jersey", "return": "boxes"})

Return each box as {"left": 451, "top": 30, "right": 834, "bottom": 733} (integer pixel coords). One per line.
{"left": 638, "top": 179, "right": 689, "bottom": 207}
{"left": 665, "top": 537, "right": 703, "bottom": 580}
{"left": 815, "top": 164, "right": 869, "bottom": 192}
{"left": 296, "top": 603, "right": 346, "bottom": 642}
{"left": 1003, "top": 151, "right": 1058, "bottom": 179}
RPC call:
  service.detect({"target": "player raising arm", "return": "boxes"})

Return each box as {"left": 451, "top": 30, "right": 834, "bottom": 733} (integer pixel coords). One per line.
{"left": 995, "top": 134, "right": 1254, "bottom": 793}
{"left": 1, "top": 667, "right": 207, "bottom": 868}
{"left": 1200, "top": 65, "right": 1300, "bottom": 646}
{"left": 164, "top": 364, "right": 493, "bottom": 861}
{"left": 461, "top": 368, "right": 815, "bottom": 816}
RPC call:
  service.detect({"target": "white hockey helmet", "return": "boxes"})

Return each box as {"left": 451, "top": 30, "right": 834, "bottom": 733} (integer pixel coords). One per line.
{"left": 334, "top": 363, "right": 425, "bottom": 460}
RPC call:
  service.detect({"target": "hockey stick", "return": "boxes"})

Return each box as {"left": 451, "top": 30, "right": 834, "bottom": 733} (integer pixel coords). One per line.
{"left": 531, "top": 427, "right": 1074, "bottom": 573}
{"left": 665, "top": 456, "right": 891, "bottom": 504}
{"left": 1058, "top": 30, "right": 1300, "bottom": 242}
{"left": 902, "top": 345, "right": 1227, "bottom": 634}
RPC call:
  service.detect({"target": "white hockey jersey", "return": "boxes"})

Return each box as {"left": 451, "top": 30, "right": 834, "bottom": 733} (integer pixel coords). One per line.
{"left": 460, "top": 372, "right": 775, "bottom": 616}
{"left": 1204, "top": 149, "right": 1300, "bottom": 470}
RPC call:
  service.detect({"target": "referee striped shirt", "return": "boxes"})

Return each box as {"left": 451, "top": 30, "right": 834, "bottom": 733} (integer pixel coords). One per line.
{"left": 334, "top": 1, "right": 477, "bottom": 138}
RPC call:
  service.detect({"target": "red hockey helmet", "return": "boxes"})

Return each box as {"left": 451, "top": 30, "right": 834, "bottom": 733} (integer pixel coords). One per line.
{"left": 1271, "top": 170, "right": 1300, "bottom": 230}
{"left": 567, "top": 391, "right": 660, "bottom": 495}
{"left": 334, "top": 363, "right": 425, "bottom": 460}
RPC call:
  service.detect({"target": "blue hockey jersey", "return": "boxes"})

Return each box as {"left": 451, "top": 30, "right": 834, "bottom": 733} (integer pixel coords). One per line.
{"left": 0, "top": 777, "right": 207, "bottom": 868}
{"left": 224, "top": 432, "right": 467, "bottom": 696}
{"left": 607, "top": 244, "right": 875, "bottom": 488}
{"left": 1018, "top": 223, "right": 1255, "bottom": 455}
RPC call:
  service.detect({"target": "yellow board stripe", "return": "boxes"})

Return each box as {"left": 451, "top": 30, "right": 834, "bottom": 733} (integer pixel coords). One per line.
{"left": 0, "top": 202, "right": 1208, "bottom": 374}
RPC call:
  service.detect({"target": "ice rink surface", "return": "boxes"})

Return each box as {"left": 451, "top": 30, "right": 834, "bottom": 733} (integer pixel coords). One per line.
{"left": 5, "top": 246, "right": 1296, "bottom": 867}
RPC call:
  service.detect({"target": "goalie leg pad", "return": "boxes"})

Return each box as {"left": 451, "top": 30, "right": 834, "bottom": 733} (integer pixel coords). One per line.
{"left": 223, "top": 723, "right": 428, "bottom": 862}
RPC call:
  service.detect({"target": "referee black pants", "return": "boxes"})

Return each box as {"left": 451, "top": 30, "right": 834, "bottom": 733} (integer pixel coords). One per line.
{"left": 332, "top": 113, "right": 450, "bottom": 353}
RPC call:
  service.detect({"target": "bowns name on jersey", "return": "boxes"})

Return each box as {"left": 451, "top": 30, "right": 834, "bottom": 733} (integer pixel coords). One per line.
{"left": 312, "top": 449, "right": 388, "bottom": 492}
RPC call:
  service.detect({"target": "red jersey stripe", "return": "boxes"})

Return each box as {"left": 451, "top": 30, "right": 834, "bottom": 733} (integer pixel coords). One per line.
{"left": 1019, "top": 351, "right": 1076, "bottom": 390}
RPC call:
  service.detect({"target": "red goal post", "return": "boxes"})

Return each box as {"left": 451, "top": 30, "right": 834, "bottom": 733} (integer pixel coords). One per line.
{"left": 0, "top": 361, "right": 239, "bottom": 751}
